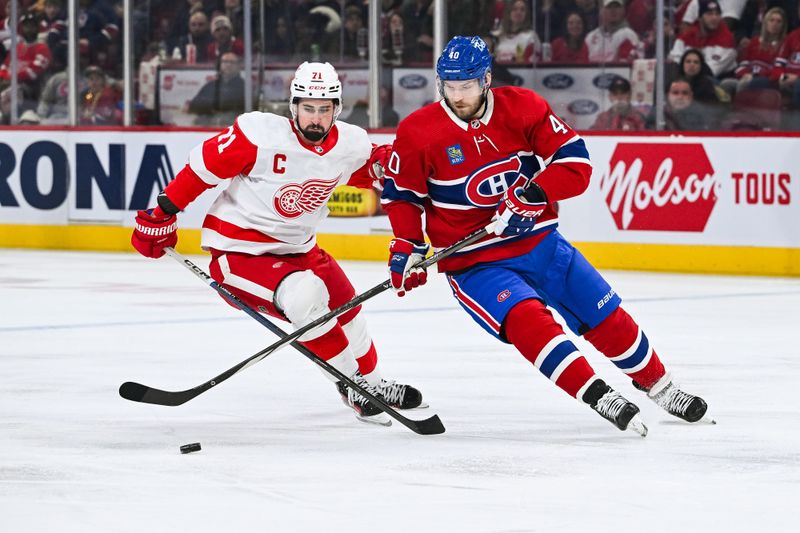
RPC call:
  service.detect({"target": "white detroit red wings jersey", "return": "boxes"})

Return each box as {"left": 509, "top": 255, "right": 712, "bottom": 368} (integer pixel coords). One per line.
{"left": 381, "top": 86, "right": 592, "bottom": 273}
{"left": 162, "top": 111, "right": 374, "bottom": 255}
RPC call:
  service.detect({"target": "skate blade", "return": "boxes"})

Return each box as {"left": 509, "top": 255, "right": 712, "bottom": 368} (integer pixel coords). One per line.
{"left": 355, "top": 413, "right": 392, "bottom": 427}
{"left": 402, "top": 401, "right": 430, "bottom": 410}
{"left": 699, "top": 412, "right": 717, "bottom": 425}
{"left": 627, "top": 415, "right": 648, "bottom": 437}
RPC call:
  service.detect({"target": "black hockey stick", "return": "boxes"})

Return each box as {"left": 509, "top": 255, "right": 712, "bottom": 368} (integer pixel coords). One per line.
{"left": 120, "top": 223, "right": 493, "bottom": 433}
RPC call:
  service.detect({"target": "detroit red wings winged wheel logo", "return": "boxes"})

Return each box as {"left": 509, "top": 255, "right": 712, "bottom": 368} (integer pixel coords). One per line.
{"left": 273, "top": 176, "right": 341, "bottom": 219}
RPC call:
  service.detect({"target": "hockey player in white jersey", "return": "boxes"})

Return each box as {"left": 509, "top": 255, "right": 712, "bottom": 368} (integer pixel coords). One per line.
{"left": 131, "top": 61, "right": 423, "bottom": 426}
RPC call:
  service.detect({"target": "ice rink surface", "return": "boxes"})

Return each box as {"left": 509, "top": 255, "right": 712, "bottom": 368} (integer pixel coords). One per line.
{"left": 1, "top": 249, "right": 798, "bottom": 532}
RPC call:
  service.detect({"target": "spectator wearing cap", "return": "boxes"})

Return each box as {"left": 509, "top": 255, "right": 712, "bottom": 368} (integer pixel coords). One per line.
{"left": 0, "top": 13, "right": 51, "bottom": 106}
{"left": 19, "top": 109, "right": 41, "bottom": 124}
{"left": 669, "top": 0, "right": 737, "bottom": 79}
{"left": 550, "top": 11, "right": 590, "bottom": 64}
{"left": 591, "top": 77, "right": 646, "bottom": 130}
{"left": 208, "top": 15, "right": 244, "bottom": 62}
{"left": 187, "top": 51, "right": 245, "bottom": 126}
{"left": 585, "top": 0, "right": 642, "bottom": 63}
{"left": 79, "top": 65, "right": 121, "bottom": 125}
{"left": 678, "top": 0, "right": 747, "bottom": 36}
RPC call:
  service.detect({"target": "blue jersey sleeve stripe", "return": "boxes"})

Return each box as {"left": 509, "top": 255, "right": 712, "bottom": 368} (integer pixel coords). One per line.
{"left": 549, "top": 138, "right": 590, "bottom": 164}
{"left": 381, "top": 178, "right": 427, "bottom": 206}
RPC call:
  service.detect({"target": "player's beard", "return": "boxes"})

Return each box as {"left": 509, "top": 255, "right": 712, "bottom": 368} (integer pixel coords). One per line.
{"left": 299, "top": 123, "right": 328, "bottom": 142}
{"left": 448, "top": 94, "right": 487, "bottom": 122}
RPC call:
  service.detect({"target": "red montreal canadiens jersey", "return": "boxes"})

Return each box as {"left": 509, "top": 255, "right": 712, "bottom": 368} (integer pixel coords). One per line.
{"left": 162, "top": 112, "right": 374, "bottom": 255}
{"left": 382, "top": 86, "right": 592, "bottom": 273}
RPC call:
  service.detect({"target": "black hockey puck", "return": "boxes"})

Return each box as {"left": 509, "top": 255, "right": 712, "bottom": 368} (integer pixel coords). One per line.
{"left": 180, "top": 442, "right": 202, "bottom": 454}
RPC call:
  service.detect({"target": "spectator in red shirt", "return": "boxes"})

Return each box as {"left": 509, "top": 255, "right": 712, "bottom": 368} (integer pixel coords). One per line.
{"left": 550, "top": 11, "right": 590, "bottom": 63}
{"left": 773, "top": 6, "right": 800, "bottom": 109}
{"left": 733, "top": 6, "right": 787, "bottom": 92}
{"left": 207, "top": 15, "right": 244, "bottom": 63}
{"left": 591, "top": 77, "right": 647, "bottom": 130}
{"left": 0, "top": 13, "right": 51, "bottom": 107}
{"left": 79, "top": 65, "right": 121, "bottom": 125}
{"left": 627, "top": 0, "right": 655, "bottom": 37}
{"left": 669, "top": 0, "right": 737, "bottom": 79}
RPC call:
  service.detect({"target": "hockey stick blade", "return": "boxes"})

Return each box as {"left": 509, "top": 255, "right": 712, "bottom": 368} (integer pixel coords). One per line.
{"left": 119, "top": 381, "right": 198, "bottom": 407}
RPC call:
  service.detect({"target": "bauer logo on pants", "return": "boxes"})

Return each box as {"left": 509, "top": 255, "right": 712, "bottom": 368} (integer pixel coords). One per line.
{"left": 601, "top": 143, "right": 719, "bottom": 232}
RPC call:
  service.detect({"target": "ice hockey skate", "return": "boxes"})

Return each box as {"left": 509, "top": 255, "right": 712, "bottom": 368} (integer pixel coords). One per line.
{"left": 634, "top": 373, "right": 715, "bottom": 424}
{"left": 336, "top": 372, "right": 391, "bottom": 426}
{"left": 377, "top": 379, "right": 428, "bottom": 409}
{"left": 582, "top": 379, "right": 648, "bottom": 436}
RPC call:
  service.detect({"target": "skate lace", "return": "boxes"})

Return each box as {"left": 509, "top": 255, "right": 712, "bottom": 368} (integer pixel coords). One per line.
{"left": 378, "top": 380, "right": 405, "bottom": 404}
{"left": 348, "top": 373, "right": 377, "bottom": 405}
{"left": 595, "top": 390, "right": 628, "bottom": 420}
{"left": 654, "top": 383, "right": 694, "bottom": 416}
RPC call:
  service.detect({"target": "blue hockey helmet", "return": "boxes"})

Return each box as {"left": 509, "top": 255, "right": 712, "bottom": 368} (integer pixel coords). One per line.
{"left": 436, "top": 36, "right": 492, "bottom": 84}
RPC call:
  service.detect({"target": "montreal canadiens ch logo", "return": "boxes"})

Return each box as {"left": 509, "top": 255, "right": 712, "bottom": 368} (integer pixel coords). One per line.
{"left": 464, "top": 155, "right": 527, "bottom": 208}
{"left": 273, "top": 176, "right": 340, "bottom": 219}
{"left": 497, "top": 289, "right": 511, "bottom": 302}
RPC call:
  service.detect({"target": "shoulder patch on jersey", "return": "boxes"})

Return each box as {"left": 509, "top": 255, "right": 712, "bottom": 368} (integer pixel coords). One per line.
{"left": 446, "top": 144, "right": 465, "bottom": 165}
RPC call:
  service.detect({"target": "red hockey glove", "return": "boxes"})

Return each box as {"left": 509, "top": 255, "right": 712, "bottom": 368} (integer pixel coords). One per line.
{"left": 368, "top": 144, "right": 392, "bottom": 189}
{"left": 131, "top": 206, "right": 178, "bottom": 258}
{"left": 388, "top": 238, "right": 430, "bottom": 297}
{"left": 493, "top": 182, "right": 547, "bottom": 236}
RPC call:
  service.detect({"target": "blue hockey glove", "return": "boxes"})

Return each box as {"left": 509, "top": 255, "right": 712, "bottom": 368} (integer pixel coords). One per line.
{"left": 493, "top": 182, "right": 548, "bottom": 236}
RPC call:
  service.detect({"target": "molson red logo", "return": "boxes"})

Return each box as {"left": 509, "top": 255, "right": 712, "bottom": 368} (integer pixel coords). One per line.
{"left": 601, "top": 143, "right": 718, "bottom": 231}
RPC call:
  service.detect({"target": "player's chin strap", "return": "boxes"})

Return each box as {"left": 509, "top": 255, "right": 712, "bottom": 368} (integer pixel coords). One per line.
{"left": 119, "top": 222, "right": 495, "bottom": 432}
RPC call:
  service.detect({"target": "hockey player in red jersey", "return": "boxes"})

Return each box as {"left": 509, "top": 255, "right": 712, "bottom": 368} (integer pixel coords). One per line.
{"left": 131, "top": 61, "right": 424, "bottom": 426}
{"left": 382, "top": 36, "right": 713, "bottom": 435}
